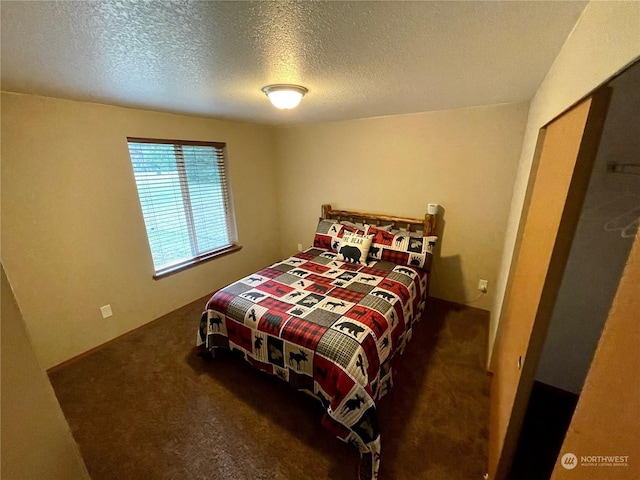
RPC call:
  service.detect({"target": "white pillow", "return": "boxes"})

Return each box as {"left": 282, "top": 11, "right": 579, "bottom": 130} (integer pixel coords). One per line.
{"left": 336, "top": 230, "right": 374, "bottom": 265}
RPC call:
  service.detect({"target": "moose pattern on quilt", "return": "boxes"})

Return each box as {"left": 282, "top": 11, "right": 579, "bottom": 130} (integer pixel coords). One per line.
{"left": 197, "top": 247, "right": 428, "bottom": 480}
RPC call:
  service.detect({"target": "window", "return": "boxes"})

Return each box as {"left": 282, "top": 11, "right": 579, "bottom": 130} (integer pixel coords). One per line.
{"left": 127, "top": 138, "right": 239, "bottom": 278}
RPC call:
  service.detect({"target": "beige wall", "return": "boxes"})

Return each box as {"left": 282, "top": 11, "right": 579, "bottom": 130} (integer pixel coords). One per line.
{"left": 550, "top": 228, "right": 640, "bottom": 480}
{"left": 8, "top": 1, "right": 637, "bottom": 371}
{"left": 491, "top": 0, "right": 640, "bottom": 363}
{"left": 1, "top": 265, "right": 90, "bottom": 479}
{"left": 1, "top": 93, "right": 281, "bottom": 369}
{"left": 274, "top": 103, "right": 529, "bottom": 311}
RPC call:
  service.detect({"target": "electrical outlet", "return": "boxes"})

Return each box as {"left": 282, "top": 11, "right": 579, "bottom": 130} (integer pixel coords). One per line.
{"left": 297, "top": 243, "right": 303, "bottom": 252}
{"left": 100, "top": 304, "right": 113, "bottom": 318}
{"left": 478, "top": 279, "right": 488, "bottom": 293}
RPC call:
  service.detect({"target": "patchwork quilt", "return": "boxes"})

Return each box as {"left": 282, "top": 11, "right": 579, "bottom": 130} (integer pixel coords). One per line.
{"left": 196, "top": 247, "right": 428, "bottom": 480}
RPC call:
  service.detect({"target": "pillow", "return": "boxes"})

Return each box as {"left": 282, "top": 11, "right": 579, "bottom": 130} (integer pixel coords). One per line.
{"left": 342, "top": 221, "right": 394, "bottom": 232}
{"left": 336, "top": 230, "right": 374, "bottom": 265}
{"left": 367, "top": 225, "right": 437, "bottom": 269}
{"left": 390, "top": 228, "right": 424, "bottom": 237}
{"left": 313, "top": 219, "right": 367, "bottom": 252}
{"left": 370, "top": 224, "right": 394, "bottom": 232}
{"left": 340, "top": 220, "right": 367, "bottom": 230}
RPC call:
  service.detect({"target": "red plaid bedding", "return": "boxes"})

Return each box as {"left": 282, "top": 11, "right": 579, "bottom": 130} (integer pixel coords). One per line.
{"left": 197, "top": 247, "right": 428, "bottom": 480}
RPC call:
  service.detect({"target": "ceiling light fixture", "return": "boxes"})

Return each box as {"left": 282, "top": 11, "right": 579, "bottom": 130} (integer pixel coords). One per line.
{"left": 262, "top": 84, "right": 308, "bottom": 109}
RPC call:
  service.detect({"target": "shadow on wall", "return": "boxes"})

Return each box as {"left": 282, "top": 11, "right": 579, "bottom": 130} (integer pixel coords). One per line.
{"left": 429, "top": 208, "right": 466, "bottom": 304}
{"left": 433, "top": 206, "right": 446, "bottom": 259}
{"left": 432, "top": 254, "right": 466, "bottom": 305}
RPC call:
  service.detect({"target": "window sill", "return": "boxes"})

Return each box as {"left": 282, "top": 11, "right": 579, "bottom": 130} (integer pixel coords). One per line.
{"left": 153, "top": 244, "right": 243, "bottom": 280}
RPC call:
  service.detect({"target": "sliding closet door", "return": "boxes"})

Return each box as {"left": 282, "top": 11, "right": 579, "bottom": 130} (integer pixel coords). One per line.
{"left": 488, "top": 90, "right": 610, "bottom": 480}
{"left": 550, "top": 223, "right": 640, "bottom": 480}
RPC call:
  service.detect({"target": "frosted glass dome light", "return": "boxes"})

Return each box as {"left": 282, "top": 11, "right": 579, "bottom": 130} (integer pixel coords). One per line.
{"left": 262, "top": 84, "right": 308, "bottom": 109}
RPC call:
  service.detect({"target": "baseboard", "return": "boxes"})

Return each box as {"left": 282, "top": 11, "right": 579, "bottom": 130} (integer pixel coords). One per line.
{"left": 532, "top": 380, "right": 579, "bottom": 401}
{"left": 427, "top": 296, "right": 490, "bottom": 315}
{"left": 48, "top": 294, "right": 487, "bottom": 376}
{"left": 47, "top": 292, "right": 212, "bottom": 375}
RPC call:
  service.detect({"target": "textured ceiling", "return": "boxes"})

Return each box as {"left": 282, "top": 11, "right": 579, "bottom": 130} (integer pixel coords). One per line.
{"left": 1, "top": 1, "right": 587, "bottom": 125}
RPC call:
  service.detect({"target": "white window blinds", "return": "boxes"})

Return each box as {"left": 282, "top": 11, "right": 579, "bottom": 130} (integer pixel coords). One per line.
{"left": 127, "top": 138, "right": 238, "bottom": 277}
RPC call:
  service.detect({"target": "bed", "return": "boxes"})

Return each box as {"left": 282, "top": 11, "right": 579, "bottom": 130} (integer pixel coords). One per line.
{"left": 196, "top": 204, "right": 438, "bottom": 480}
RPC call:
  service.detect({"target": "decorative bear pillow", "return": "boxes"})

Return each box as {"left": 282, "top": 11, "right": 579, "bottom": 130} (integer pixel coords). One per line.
{"left": 313, "top": 219, "right": 367, "bottom": 252}
{"left": 336, "top": 230, "right": 374, "bottom": 265}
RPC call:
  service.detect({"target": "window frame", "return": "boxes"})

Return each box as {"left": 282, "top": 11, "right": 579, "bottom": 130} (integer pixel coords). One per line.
{"left": 127, "top": 137, "right": 241, "bottom": 279}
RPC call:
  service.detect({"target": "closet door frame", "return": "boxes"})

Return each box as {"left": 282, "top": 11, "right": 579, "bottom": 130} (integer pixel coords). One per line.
{"left": 488, "top": 88, "right": 611, "bottom": 480}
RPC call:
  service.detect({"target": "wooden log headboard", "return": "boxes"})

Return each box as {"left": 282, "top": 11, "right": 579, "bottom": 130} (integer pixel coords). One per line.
{"left": 320, "top": 204, "right": 438, "bottom": 237}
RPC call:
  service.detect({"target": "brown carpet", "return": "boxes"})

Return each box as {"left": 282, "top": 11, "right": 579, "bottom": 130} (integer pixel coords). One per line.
{"left": 49, "top": 297, "right": 490, "bottom": 480}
